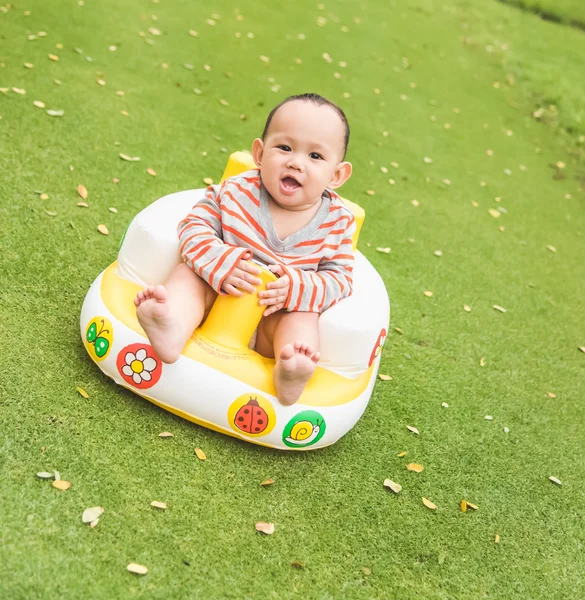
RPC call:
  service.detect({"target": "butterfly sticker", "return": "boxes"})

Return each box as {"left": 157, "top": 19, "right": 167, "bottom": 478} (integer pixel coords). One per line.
{"left": 85, "top": 317, "right": 113, "bottom": 361}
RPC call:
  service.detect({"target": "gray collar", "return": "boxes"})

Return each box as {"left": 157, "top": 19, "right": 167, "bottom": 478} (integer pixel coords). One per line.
{"left": 258, "top": 181, "right": 332, "bottom": 252}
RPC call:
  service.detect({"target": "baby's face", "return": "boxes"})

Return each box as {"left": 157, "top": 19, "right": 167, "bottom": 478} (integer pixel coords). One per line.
{"left": 253, "top": 101, "right": 349, "bottom": 211}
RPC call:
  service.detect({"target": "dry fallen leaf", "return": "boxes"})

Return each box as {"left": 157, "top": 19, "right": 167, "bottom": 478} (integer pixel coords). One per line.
{"left": 33, "top": 100, "right": 45, "bottom": 108}
{"left": 488, "top": 208, "right": 501, "bottom": 219}
{"left": 255, "top": 522, "right": 275, "bottom": 535}
{"left": 579, "top": 346, "right": 585, "bottom": 354}
{"left": 77, "top": 202, "right": 89, "bottom": 208}
{"left": 422, "top": 497, "right": 437, "bottom": 510}
{"left": 467, "top": 502, "right": 479, "bottom": 510}
{"left": 194, "top": 447, "right": 206, "bottom": 461}
{"left": 547, "top": 392, "right": 556, "bottom": 399}
{"left": 383, "top": 479, "right": 402, "bottom": 494}
{"left": 53, "top": 480, "right": 71, "bottom": 491}
{"left": 460, "top": 499, "right": 467, "bottom": 512}
{"left": 40, "top": 193, "right": 49, "bottom": 200}
{"left": 375, "top": 247, "right": 391, "bottom": 254}
{"left": 407, "top": 463, "right": 424, "bottom": 473}
{"left": 97, "top": 224, "right": 109, "bottom": 235}
{"left": 424, "top": 291, "right": 433, "bottom": 297}
{"left": 127, "top": 563, "right": 148, "bottom": 575}
{"left": 397, "top": 451, "right": 407, "bottom": 458}
{"left": 261, "top": 479, "right": 274, "bottom": 487}
{"left": 361, "top": 566, "right": 372, "bottom": 576}
{"left": 290, "top": 561, "right": 305, "bottom": 569}
{"left": 464, "top": 305, "right": 471, "bottom": 312}
{"left": 37, "top": 472, "right": 54, "bottom": 479}
{"left": 119, "top": 153, "right": 140, "bottom": 162}
{"left": 203, "top": 177, "right": 213, "bottom": 185}
{"left": 151, "top": 501, "right": 168, "bottom": 509}
{"left": 147, "top": 168, "right": 156, "bottom": 177}
{"left": 495, "top": 534, "right": 500, "bottom": 544}
{"left": 77, "top": 184, "right": 88, "bottom": 199}
{"left": 158, "top": 432, "right": 174, "bottom": 438}
{"left": 76, "top": 387, "right": 89, "bottom": 398}
{"left": 480, "top": 357, "right": 486, "bottom": 367}
{"left": 493, "top": 305, "right": 506, "bottom": 313}
{"left": 82, "top": 506, "right": 104, "bottom": 523}
{"left": 378, "top": 374, "right": 392, "bottom": 381}
{"left": 406, "top": 425, "right": 420, "bottom": 435}
{"left": 441, "top": 402, "right": 449, "bottom": 408}
{"left": 549, "top": 476, "right": 562, "bottom": 485}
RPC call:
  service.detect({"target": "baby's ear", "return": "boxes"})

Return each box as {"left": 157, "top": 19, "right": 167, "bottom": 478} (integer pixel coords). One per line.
{"left": 328, "top": 161, "right": 352, "bottom": 189}
{"left": 252, "top": 138, "right": 264, "bottom": 167}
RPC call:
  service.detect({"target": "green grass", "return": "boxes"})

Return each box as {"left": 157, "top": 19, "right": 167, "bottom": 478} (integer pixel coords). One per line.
{"left": 2, "top": 0, "right": 585, "bottom": 598}
{"left": 499, "top": 0, "right": 585, "bottom": 26}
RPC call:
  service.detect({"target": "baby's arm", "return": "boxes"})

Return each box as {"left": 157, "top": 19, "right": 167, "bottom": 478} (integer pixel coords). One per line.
{"left": 279, "top": 217, "right": 356, "bottom": 313}
{"left": 178, "top": 183, "right": 253, "bottom": 294}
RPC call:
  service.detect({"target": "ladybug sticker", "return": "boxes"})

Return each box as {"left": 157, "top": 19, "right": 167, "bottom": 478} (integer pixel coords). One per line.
{"left": 228, "top": 394, "right": 276, "bottom": 437}
{"left": 368, "top": 328, "right": 387, "bottom": 367}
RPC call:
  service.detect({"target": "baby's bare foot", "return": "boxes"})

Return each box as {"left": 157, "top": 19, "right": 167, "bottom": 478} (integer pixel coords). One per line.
{"left": 274, "top": 341, "right": 320, "bottom": 406}
{"left": 135, "top": 285, "right": 186, "bottom": 363}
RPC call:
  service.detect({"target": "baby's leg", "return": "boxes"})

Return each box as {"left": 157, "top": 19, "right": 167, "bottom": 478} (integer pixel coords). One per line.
{"left": 256, "top": 311, "right": 320, "bottom": 405}
{"left": 134, "top": 262, "right": 216, "bottom": 363}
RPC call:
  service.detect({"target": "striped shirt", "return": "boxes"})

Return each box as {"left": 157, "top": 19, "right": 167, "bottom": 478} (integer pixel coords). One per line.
{"left": 177, "top": 170, "right": 356, "bottom": 313}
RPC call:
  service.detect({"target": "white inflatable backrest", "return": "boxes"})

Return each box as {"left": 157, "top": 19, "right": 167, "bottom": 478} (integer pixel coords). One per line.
{"left": 117, "top": 190, "right": 390, "bottom": 378}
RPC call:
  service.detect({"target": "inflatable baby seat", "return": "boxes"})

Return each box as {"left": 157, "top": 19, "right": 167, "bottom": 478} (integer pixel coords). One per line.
{"left": 80, "top": 152, "right": 390, "bottom": 450}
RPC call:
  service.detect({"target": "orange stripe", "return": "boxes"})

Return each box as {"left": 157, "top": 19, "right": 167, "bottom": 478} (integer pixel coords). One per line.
{"left": 293, "top": 278, "right": 305, "bottom": 311}
{"left": 294, "top": 238, "right": 326, "bottom": 248}
{"left": 330, "top": 253, "right": 354, "bottom": 261}
{"left": 208, "top": 246, "right": 235, "bottom": 286}
{"left": 231, "top": 180, "right": 260, "bottom": 207}
{"left": 318, "top": 215, "right": 350, "bottom": 229}
{"left": 222, "top": 224, "right": 279, "bottom": 261}
{"left": 224, "top": 190, "right": 266, "bottom": 237}
{"left": 308, "top": 273, "right": 319, "bottom": 312}
{"left": 198, "top": 205, "right": 221, "bottom": 221}
{"left": 315, "top": 273, "right": 328, "bottom": 312}
{"left": 181, "top": 235, "right": 215, "bottom": 258}
{"left": 327, "top": 271, "right": 345, "bottom": 294}
{"left": 289, "top": 257, "right": 321, "bottom": 266}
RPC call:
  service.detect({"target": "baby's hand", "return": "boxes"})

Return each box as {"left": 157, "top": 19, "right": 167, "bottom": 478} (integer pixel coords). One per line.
{"left": 258, "top": 264, "right": 290, "bottom": 316}
{"left": 222, "top": 260, "right": 262, "bottom": 297}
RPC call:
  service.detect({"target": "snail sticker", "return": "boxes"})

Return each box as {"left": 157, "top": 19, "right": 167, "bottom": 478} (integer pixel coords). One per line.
{"left": 282, "top": 410, "right": 326, "bottom": 448}
{"left": 85, "top": 317, "right": 113, "bottom": 362}
{"left": 116, "top": 343, "right": 163, "bottom": 389}
{"left": 368, "top": 328, "right": 387, "bottom": 367}
{"left": 228, "top": 394, "right": 276, "bottom": 437}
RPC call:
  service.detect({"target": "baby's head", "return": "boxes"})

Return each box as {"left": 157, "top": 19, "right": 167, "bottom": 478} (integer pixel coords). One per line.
{"left": 252, "top": 93, "right": 352, "bottom": 211}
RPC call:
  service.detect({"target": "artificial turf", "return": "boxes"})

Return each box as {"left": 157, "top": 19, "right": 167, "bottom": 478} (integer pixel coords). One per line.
{"left": 1, "top": 0, "right": 585, "bottom": 598}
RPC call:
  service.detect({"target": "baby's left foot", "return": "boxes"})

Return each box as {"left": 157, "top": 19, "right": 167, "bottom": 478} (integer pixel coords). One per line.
{"left": 274, "top": 341, "right": 320, "bottom": 406}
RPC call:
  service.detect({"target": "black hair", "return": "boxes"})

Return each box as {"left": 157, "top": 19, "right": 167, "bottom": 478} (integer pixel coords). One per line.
{"left": 261, "top": 93, "right": 350, "bottom": 161}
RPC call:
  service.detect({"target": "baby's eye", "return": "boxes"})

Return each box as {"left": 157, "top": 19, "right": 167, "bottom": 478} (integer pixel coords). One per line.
{"left": 310, "top": 152, "right": 323, "bottom": 160}
{"left": 277, "top": 145, "right": 291, "bottom": 151}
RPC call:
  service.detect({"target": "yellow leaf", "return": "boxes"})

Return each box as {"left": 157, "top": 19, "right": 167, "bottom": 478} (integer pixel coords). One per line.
{"left": 464, "top": 305, "right": 471, "bottom": 312}
{"left": 76, "top": 387, "right": 89, "bottom": 398}
{"left": 579, "top": 346, "right": 585, "bottom": 354}
{"left": 127, "top": 563, "right": 148, "bottom": 575}
{"left": 378, "top": 374, "right": 392, "bottom": 381}
{"left": 77, "top": 184, "right": 88, "bottom": 200}
{"left": 290, "top": 561, "right": 305, "bottom": 569}
{"left": 547, "top": 392, "right": 556, "bottom": 399}
{"left": 77, "top": 202, "right": 89, "bottom": 208}
{"left": 406, "top": 425, "right": 419, "bottom": 435}
{"left": 424, "top": 290, "right": 433, "bottom": 297}
{"left": 48, "top": 54, "right": 59, "bottom": 61}
{"left": 407, "top": 463, "right": 424, "bottom": 473}
{"left": 33, "top": 100, "right": 45, "bottom": 108}
{"left": 422, "top": 497, "right": 437, "bottom": 510}
{"left": 147, "top": 168, "right": 156, "bottom": 176}
{"left": 82, "top": 506, "right": 104, "bottom": 523}
{"left": 158, "top": 431, "right": 174, "bottom": 438}
{"left": 495, "top": 534, "right": 500, "bottom": 544}
{"left": 467, "top": 502, "right": 479, "bottom": 510}
{"left": 548, "top": 476, "right": 562, "bottom": 485}
{"left": 194, "top": 447, "right": 206, "bottom": 460}
{"left": 460, "top": 500, "right": 467, "bottom": 512}
{"left": 383, "top": 479, "right": 402, "bottom": 494}
{"left": 366, "top": 190, "right": 375, "bottom": 196}
{"left": 52, "top": 480, "right": 71, "bottom": 490}
{"left": 493, "top": 305, "right": 506, "bottom": 313}
{"left": 97, "top": 224, "right": 109, "bottom": 235}
{"left": 151, "top": 501, "right": 168, "bottom": 509}
{"left": 203, "top": 177, "right": 213, "bottom": 185}
{"left": 397, "top": 451, "right": 407, "bottom": 457}
{"left": 40, "top": 193, "right": 49, "bottom": 200}
{"left": 375, "top": 247, "right": 391, "bottom": 254}
{"left": 261, "top": 479, "right": 274, "bottom": 487}
{"left": 488, "top": 208, "right": 501, "bottom": 218}
{"left": 255, "top": 522, "right": 275, "bottom": 535}
{"left": 361, "top": 566, "right": 372, "bottom": 576}
{"left": 480, "top": 357, "right": 486, "bottom": 367}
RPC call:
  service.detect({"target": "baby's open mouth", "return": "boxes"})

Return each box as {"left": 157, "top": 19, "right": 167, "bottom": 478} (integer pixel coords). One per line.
{"left": 281, "top": 176, "right": 301, "bottom": 190}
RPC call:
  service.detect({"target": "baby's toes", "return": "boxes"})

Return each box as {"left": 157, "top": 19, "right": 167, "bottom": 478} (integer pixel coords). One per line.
{"left": 312, "top": 351, "right": 321, "bottom": 363}
{"left": 293, "top": 340, "right": 303, "bottom": 352}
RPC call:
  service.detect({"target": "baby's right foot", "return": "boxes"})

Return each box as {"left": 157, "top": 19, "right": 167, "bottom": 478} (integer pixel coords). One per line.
{"left": 135, "top": 285, "right": 185, "bottom": 363}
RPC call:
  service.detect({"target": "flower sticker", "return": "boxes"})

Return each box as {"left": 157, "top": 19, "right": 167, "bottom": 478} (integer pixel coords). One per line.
{"left": 116, "top": 343, "right": 162, "bottom": 389}
{"left": 368, "top": 328, "right": 387, "bottom": 367}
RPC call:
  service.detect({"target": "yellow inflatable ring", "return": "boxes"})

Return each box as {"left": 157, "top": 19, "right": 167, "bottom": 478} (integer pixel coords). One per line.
{"left": 80, "top": 152, "right": 390, "bottom": 450}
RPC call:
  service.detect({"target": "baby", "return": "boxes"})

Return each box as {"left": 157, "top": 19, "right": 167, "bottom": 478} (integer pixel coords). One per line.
{"left": 134, "top": 93, "right": 356, "bottom": 405}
